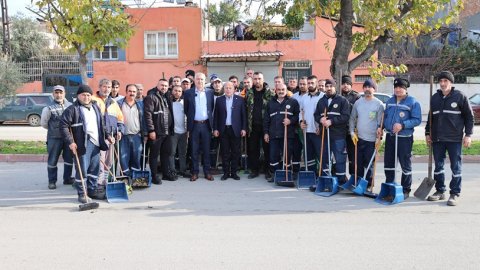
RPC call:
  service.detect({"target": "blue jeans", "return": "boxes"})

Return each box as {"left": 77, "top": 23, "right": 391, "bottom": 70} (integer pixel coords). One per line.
{"left": 384, "top": 134, "right": 413, "bottom": 193}
{"left": 74, "top": 140, "right": 100, "bottom": 196}
{"left": 120, "top": 134, "right": 142, "bottom": 177}
{"left": 433, "top": 141, "right": 462, "bottom": 195}
{"left": 321, "top": 138, "right": 347, "bottom": 183}
{"left": 47, "top": 138, "right": 73, "bottom": 184}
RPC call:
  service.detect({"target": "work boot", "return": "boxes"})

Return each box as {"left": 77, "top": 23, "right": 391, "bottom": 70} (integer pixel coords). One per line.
{"left": 78, "top": 195, "right": 92, "bottom": 204}
{"left": 447, "top": 194, "right": 459, "bottom": 206}
{"left": 48, "top": 183, "right": 56, "bottom": 190}
{"left": 247, "top": 171, "right": 259, "bottom": 179}
{"left": 88, "top": 188, "right": 106, "bottom": 200}
{"left": 427, "top": 191, "right": 445, "bottom": 201}
{"left": 152, "top": 175, "right": 162, "bottom": 185}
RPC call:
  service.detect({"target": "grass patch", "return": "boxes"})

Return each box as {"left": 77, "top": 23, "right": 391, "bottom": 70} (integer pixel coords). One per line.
{"left": 0, "top": 140, "right": 47, "bottom": 154}
{"left": 0, "top": 139, "right": 479, "bottom": 155}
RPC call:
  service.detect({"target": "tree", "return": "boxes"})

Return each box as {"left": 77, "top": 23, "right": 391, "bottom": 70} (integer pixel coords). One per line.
{"left": 249, "top": 0, "right": 463, "bottom": 82}
{"left": 29, "top": 0, "right": 134, "bottom": 84}
{"left": 205, "top": 1, "right": 240, "bottom": 39}
{"left": 0, "top": 14, "right": 49, "bottom": 62}
{"left": 0, "top": 56, "right": 24, "bottom": 97}
{"left": 432, "top": 40, "right": 480, "bottom": 82}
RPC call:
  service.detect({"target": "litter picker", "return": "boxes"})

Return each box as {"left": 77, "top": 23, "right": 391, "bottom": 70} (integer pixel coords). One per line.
{"left": 414, "top": 75, "right": 436, "bottom": 199}
{"left": 297, "top": 109, "right": 316, "bottom": 189}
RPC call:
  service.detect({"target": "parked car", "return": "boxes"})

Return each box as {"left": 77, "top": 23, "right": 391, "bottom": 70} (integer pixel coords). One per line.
{"left": 0, "top": 93, "right": 53, "bottom": 126}
{"left": 469, "top": 93, "right": 480, "bottom": 124}
{"left": 359, "top": 92, "right": 392, "bottom": 104}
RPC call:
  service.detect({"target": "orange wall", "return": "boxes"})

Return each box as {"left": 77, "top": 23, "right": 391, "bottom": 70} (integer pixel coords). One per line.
{"left": 16, "top": 81, "right": 43, "bottom": 94}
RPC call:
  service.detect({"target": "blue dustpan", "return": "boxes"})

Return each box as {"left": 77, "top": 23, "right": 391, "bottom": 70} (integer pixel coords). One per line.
{"left": 106, "top": 182, "right": 129, "bottom": 203}
{"left": 297, "top": 171, "right": 316, "bottom": 189}
{"left": 132, "top": 170, "right": 152, "bottom": 188}
{"left": 352, "top": 177, "right": 368, "bottom": 195}
{"left": 274, "top": 170, "right": 294, "bottom": 187}
{"left": 314, "top": 175, "right": 339, "bottom": 197}
{"left": 340, "top": 175, "right": 356, "bottom": 191}
{"left": 375, "top": 182, "right": 404, "bottom": 205}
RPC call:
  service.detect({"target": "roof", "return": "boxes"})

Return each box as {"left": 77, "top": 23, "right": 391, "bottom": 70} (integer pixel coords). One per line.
{"left": 201, "top": 51, "right": 284, "bottom": 62}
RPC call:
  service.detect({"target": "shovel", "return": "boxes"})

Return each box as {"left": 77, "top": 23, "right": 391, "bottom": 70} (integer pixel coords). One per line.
{"left": 274, "top": 108, "right": 293, "bottom": 187}
{"left": 315, "top": 122, "right": 339, "bottom": 197}
{"left": 414, "top": 75, "right": 435, "bottom": 199}
{"left": 132, "top": 140, "right": 152, "bottom": 188}
{"left": 375, "top": 133, "right": 404, "bottom": 205}
{"left": 297, "top": 110, "right": 316, "bottom": 189}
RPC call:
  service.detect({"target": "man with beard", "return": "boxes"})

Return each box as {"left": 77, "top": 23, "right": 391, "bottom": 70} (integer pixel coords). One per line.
{"left": 144, "top": 79, "right": 176, "bottom": 184}
{"left": 426, "top": 71, "right": 474, "bottom": 206}
{"left": 314, "top": 79, "right": 350, "bottom": 184}
{"left": 287, "top": 78, "right": 298, "bottom": 93}
{"left": 318, "top": 78, "right": 326, "bottom": 93}
{"left": 349, "top": 79, "right": 384, "bottom": 190}
{"left": 300, "top": 75, "right": 324, "bottom": 174}
{"left": 246, "top": 72, "right": 275, "bottom": 180}
{"left": 291, "top": 76, "right": 309, "bottom": 179}
{"left": 239, "top": 76, "right": 253, "bottom": 99}
{"left": 169, "top": 85, "right": 190, "bottom": 178}
{"left": 264, "top": 83, "right": 300, "bottom": 182}
{"left": 181, "top": 78, "right": 192, "bottom": 92}
{"left": 381, "top": 78, "right": 421, "bottom": 199}
{"left": 170, "top": 76, "right": 182, "bottom": 92}
{"left": 60, "top": 85, "right": 109, "bottom": 203}
{"left": 92, "top": 78, "right": 124, "bottom": 193}
{"left": 210, "top": 76, "right": 224, "bottom": 173}
{"left": 41, "top": 85, "right": 74, "bottom": 189}
{"left": 340, "top": 75, "right": 360, "bottom": 179}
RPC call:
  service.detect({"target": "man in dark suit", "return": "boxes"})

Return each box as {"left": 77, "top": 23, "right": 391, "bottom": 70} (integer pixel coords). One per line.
{"left": 213, "top": 82, "right": 247, "bottom": 180}
{"left": 183, "top": 72, "right": 215, "bottom": 181}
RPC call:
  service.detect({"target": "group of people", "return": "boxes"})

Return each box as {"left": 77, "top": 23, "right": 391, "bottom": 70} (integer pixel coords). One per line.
{"left": 41, "top": 69, "right": 474, "bottom": 206}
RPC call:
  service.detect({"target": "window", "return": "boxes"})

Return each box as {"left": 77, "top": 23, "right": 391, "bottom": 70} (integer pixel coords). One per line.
{"left": 144, "top": 31, "right": 178, "bottom": 58}
{"left": 355, "top": 75, "right": 371, "bottom": 82}
{"left": 94, "top": 45, "right": 119, "bottom": 60}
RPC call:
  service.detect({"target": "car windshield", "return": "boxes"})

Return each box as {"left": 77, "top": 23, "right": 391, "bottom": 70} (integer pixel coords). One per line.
{"left": 470, "top": 94, "right": 480, "bottom": 105}
{"left": 30, "top": 96, "right": 52, "bottom": 105}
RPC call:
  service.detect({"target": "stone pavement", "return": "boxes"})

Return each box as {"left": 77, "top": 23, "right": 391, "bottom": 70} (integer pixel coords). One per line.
{"left": 0, "top": 162, "right": 479, "bottom": 269}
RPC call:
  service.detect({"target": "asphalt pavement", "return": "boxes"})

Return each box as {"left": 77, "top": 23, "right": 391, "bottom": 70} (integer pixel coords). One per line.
{"left": 0, "top": 162, "right": 479, "bottom": 269}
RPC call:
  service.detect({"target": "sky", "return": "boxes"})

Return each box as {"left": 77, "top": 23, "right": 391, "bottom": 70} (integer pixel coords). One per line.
{"left": 6, "top": 0, "right": 33, "bottom": 17}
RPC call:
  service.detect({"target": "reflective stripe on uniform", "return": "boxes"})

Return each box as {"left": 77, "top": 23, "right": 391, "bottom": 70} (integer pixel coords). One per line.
{"left": 443, "top": 110, "right": 461, "bottom": 114}
{"left": 71, "top": 123, "right": 83, "bottom": 127}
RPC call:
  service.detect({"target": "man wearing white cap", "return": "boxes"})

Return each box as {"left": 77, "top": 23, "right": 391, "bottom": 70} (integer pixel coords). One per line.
{"left": 41, "top": 85, "right": 74, "bottom": 189}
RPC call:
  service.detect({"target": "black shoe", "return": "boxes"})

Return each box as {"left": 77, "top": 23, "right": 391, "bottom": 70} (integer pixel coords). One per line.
{"left": 248, "top": 172, "right": 259, "bottom": 179}
{"left": 162, "top": 174, "right": 177, "bottom": 181}
{"left": 265, "top": 171, "right": 272, "bottom": 180}
{"left": 179, "top": 171, "right": 192, "bottom": 178}
{"left": 221, "top": 174, "right": 229, "bottom": 181}
{"left": 231, "top": 174, "right": 240, "bottom": 180}
{"left": 152, "top": 175, "right": 163, "bottom": 185}
{"left": 78, "top": 195, "right": 92, "bottom": 204}
{"left": 403, "top": 192, "right": 410, "bottom": 200}
{"left": 48, "top": 183, "right": 56, "bottom": 190}
{"left": 88, "top": 189, "right": 106, "bottom": 200}
{"left": 63, "top": 177, "right": 75, "bottom": 185}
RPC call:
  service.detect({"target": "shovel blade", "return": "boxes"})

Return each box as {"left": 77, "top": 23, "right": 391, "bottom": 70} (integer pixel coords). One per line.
{"left": 297, "top": 171, "right": 316, "bottom": 189}
{"left": 413, "top": 177, "right": 436, "bottom": 200}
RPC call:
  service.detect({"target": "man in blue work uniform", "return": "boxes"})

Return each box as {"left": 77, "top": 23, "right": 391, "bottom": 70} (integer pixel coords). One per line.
{"left": 381, "top": 78, "right": 422, "bottom": 199}
{"left": 425, "top": 71, "right": 474, "bottom": 206}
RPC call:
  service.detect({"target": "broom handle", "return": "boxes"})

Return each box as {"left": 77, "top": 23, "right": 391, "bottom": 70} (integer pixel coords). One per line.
{"left": 100, "top": 159, "right": 116, "bottom": 179}
{"left": 113, "top": 144, "right": 125, "bottom": 177}
{"left": 318, "top": 108, "right": 326, "bottom": 176}
{"left": 142, "top": 140, "right": 146, "bottom": 171}
{"left": 354, "top": 139, "right": 357, "bottom": 185}
{"left": 428, "top": 75, "right": 433, "bottom": 179}
{"left": 302, "top": 109, "right": 308, "bottom": 172}
{"left": 69, "top": 127, "right": 88, "bottom": 200}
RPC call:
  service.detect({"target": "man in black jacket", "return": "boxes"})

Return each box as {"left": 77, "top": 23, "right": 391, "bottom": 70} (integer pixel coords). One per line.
{"left": 425, "top": 71, "right": 474, "bottom": 206}
{"left": 314, "top": 79, "right": 351, "bottom": 184}
{"left": 263, "top": 83, "right": 300, "bottom": 182}
{"left": 144, "top": 78, "right": 175, "bottom": 184}
{"left": 60, "top": 85, "right": 109, "bottom": 203}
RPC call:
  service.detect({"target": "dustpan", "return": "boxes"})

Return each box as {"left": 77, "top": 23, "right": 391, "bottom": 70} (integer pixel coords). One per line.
{"left": 297, "top": 110, "right": 316, "bottom": 189}
{"left": 315, "top": 125, "right": 339, "bottom": 197}
{"left": 132, "top": 141, "right": 152, "bottom": 188}
{"left": 375, "top": 133, "right": 404, "bottom": 205}
{"left": 102, "top": 148, "right": 129, "bottom": 203}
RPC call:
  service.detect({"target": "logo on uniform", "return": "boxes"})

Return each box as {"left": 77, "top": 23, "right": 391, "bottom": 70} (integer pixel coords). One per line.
{"left": 286, "top": 105, "right": 291, "bottom": 109}
{"left": 399, "top": 112, "right": 405, "bottom": 118}
{"left": 451, "top": 102, "right": 457, "bottom": 108}
{"left": 333, "top": 104, "right": 338, "bottom": 108}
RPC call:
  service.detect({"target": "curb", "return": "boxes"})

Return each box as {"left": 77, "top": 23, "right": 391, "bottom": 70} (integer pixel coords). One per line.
{"left": 1, "top": 154, "right": 479, "bottom": 163}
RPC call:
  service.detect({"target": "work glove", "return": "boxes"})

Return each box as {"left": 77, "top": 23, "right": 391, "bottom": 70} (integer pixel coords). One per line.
{"left": 351, "top": 133, "right": 358, "bottom": 145}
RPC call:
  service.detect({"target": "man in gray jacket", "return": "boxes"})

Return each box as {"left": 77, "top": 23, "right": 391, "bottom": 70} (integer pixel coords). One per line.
{"left": 41, "top": 85, "right": 74, "bottom": 189}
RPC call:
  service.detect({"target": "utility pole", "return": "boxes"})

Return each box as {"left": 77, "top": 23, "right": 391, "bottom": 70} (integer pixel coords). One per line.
{"left": 1, "top": 0, "right": 10, "bottom": 55}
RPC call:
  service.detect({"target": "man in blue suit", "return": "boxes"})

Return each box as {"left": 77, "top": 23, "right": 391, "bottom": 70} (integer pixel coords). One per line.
{"left": 184, "top": 72, "right": 215, "bottom": 181}
{"left": 213, "top": 82, "right": 247, "bottom": 180}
